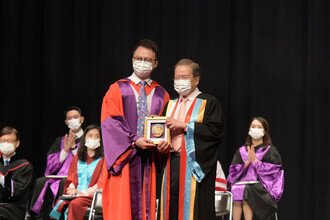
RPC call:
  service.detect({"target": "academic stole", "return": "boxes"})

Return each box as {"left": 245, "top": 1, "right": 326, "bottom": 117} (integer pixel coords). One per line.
{"left": 160, "top": 98, "right": 207, "bottom": 220}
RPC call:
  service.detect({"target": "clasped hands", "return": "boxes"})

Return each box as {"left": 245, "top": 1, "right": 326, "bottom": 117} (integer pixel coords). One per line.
{"left": 244, "top": 145, "right": 258, "bottom": 168}
{"left": 134, "top": 117, "right": 186, "bottom": 153}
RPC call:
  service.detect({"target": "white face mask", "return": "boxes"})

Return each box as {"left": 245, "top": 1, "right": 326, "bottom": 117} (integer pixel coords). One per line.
{"left": 67, "top": 118, "right": 81, "bottom": 131}
{"left": 0, "top": 142, "right": 16, "bottom": 155}
{"left": 133, "top": 60, "right": 153, "bottom": 79}
{"left": 85, "top": 139, "right": 101, "bottom": 150}
{"left": 174, "top": 79, "right": 192, "bottom": 96}
{"left": 248, "top": 128, "right": 265, "bottom": 140}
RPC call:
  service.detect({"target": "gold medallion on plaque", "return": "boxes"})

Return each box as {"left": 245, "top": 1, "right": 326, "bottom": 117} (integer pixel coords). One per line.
{"left": 151, "top": 123, "right": 165, "bottom": 138}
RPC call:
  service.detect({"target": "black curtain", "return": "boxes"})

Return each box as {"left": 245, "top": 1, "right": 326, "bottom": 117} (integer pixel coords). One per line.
{"left": 1, "top": 0, "right": 329, "bottom": 219}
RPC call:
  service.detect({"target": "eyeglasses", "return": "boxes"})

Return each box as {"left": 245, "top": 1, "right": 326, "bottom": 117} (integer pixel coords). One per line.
{"left": 0, "top": 139, "right": 17, "bottom": 144}
{"left": 133, "top": 56, "right": 157, "bottom": 63}
{"left": 173, "top": 75, "right": 193, "bottom": 80}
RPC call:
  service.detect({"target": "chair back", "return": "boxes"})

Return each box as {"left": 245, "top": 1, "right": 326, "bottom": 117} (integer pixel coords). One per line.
{"left": 93, "top": 190, "right": 103, "bottom": 213}
{"left": 88, "top": 189, "right": 103, "bottom": 220}
{"left": 215, "top": 191, "right": 233, "bottom": 220}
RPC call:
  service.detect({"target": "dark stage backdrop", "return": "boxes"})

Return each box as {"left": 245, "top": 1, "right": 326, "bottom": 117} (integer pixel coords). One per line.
{"left": 1, "top": 0, "right": 329, "bottom": 219}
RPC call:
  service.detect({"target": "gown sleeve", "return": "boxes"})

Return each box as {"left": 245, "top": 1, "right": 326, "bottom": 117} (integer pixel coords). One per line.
{"left": 2, "top": 160, "right": 34, "bottom": 200}
{"left": 44, "top": 137, "right": 64, "bottom": 175}
{"left": 227, "top": 148, "right": 250, "bottom": 188}
{"left": 252, "top": 146, "right": 284, "bottom": 201}
{"left": 101, "top": 83, "right": 137, "bottom": 174}
{"left": 64, "top": 156, "right": 78, "bottom": 190}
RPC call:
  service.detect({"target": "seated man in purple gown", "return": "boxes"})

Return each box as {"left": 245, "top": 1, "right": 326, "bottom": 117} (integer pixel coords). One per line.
{"left": 28, "top": 106, "right": 85, "bottom": 219}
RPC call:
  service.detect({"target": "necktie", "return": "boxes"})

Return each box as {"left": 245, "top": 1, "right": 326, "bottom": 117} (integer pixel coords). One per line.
{"left": 137, "top": 81, "right": 148, "bottom": 137}
{"left": 172, "top": 98, "right": 188, "bottom": 151}
{"left": 4, "top": 160, "right": 9, "bottom": 166}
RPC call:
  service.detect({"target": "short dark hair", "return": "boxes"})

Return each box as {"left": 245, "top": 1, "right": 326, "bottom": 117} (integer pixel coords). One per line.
{"left": 78, "top": 124, "right": 103, "bottom": 161}
{"left": 174, "top": 59, "right": 201, "bottom": 78}
{"left": 245, "top": 116, "right": 272, "bottom": 146}
{"left": 0, "top": 126, "right": 20, "bottom": 141}
{"left": 132, "top": 39, "right": 159, "bottom": 60}
{"left": 64, "top": 106, "right": 82, "bottom": 118}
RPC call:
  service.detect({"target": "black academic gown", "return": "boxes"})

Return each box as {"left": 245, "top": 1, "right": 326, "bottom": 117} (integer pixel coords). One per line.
{"left": 160, "top": 93, "right": 224, "bottom": 220}
{"left": 191, "top": 93, "right": 224, "bottom": 220}
{"left": 0, "top": 155, "right": 35, "bottom": 220}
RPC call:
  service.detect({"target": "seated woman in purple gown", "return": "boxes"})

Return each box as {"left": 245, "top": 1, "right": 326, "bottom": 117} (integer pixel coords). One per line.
{"left": 227, "top": 116, "right": 284, "bottom": 220}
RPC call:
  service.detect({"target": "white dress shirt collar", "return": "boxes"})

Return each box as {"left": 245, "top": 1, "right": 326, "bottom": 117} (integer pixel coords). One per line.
{"left": 75, "top": 129, "right": 84, "bottom": 139}
{"left": 128, "top": 73, "right": 153, "bottom": 86}
{"left": 2, "top": 152, "right": 15, "bottom": 162}
{"left": 179, "top": 87, "right": 201, "bottom": 103}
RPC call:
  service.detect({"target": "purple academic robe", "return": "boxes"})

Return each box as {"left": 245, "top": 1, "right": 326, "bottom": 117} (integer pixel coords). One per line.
{"left": 31, "top": 136, "right": 80, "bottom": 214}
{"left": 227, "top": 144, "right": 284, "bottom": 220}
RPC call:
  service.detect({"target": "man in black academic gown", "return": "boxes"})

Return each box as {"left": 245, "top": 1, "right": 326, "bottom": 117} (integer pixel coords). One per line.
{"left": 0, "top": 126, "right": 35, "bottom": 220}
{"left": 159, "top": 59, "right": 224, "bottom": 220}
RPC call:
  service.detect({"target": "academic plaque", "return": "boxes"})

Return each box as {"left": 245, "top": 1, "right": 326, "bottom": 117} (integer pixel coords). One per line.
{"left": 144, "top": 116, "right": 169, "bottom": 144}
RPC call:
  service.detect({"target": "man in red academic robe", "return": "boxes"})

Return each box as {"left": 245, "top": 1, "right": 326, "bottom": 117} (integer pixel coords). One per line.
{"left": 101, "top": 39, "right": 170, "bottom": 220}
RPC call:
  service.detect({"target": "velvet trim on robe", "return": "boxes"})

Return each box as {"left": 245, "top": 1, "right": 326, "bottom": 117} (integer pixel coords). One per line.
{"left": 227, "top": 145, "right": 284, "bottom": 220}
{"left": 101, "top": 78, "right": 169, "bottom": 220}
{"left": 160, "top": 93, "right": 224, "bottom": 220}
